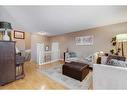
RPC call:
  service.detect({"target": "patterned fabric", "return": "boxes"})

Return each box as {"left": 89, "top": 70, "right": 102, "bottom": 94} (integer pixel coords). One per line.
{"left": 107, "top": 59, "right": 127, "bottom": 67}
{"left": 106, "top": 55, "right": 126, "bottom": 64}
{"left": 84, "top": 55, "right": 94, "bottom": 63}
{"left": 21, "top": 49, "right": 31, "bottom": 61}
{"left": 101, "top": 56, "right": 108, "bottom": 64}
{"left": 40, "top": 63, "right": 92, "bottom": 89}
{"left": 69, "top": 52, "right": 77, "bottom": 58}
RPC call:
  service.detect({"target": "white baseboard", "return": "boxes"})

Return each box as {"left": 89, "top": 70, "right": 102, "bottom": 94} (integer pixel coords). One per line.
{"left": 31, "top": 59, "right": 64, "bottom": 65}
{"left": 59, "top": 59, "right": 64, "bottom": 61}
{"left": 43, "top": 59, "right": 59, "bottom": 64}
{"left": 39, "top": 59, "right": 64, "bottom": 65}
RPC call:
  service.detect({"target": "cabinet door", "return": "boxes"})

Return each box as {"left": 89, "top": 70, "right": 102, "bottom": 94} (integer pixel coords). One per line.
{"left": 0, "top": 41, "right": 16, "bottom": 85}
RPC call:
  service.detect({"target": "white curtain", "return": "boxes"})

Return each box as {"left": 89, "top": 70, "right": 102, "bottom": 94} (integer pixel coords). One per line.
{"left": 117, "top": 42, "right": 127, "bottom": 58}
{"left": 123, "top": 42, "right": 127, "bottom": 58}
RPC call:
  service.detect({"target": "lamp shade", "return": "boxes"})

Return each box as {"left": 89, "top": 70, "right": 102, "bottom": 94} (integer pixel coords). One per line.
{"left": 0, "top": 21, "right": 12, "bottom": 31}
{"left": 116, "top": 34, "right": 127, "bottom": 42}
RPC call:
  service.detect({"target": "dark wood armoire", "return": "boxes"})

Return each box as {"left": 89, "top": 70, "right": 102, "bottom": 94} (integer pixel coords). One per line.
{"left": 0, "top": 41, "right": 16, "bottom": 85}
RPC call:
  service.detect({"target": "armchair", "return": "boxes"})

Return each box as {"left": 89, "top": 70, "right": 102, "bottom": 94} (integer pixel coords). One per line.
{"left": 64, "top": 52, "right": 80, "bottom": 62}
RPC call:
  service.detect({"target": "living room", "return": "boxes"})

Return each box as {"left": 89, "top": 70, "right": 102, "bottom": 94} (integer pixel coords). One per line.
{"left": 0, "top": 5, "right": 127, "bottom": 91}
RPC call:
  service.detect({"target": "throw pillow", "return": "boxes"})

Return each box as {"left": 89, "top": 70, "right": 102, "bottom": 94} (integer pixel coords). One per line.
{"left": 107, "top": 59, "right": 127, "bottom": 67}
{"left": 106, "top": 55, "right": 126, "bottom": 64}
{"left": 69, "top": 52, "right": 77, "bottom": 58}
{"left": 101, "top": 56, "right": 108, "bottom": 64}
{"left": 118, "top": 60, "right": 127, "bottom": 67}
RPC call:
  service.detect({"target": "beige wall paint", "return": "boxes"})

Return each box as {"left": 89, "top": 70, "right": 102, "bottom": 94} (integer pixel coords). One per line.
{"left": 12, "top": 31, "right": 31, "bottom": 50}
{"left": 25, "top": 32, "right": 31, "bottom": 49}
{"left": 31, "top": 34, "right": 49, "bottom": 63}
{"left": 49, "top": 22, "right": 127, "bottom": 59}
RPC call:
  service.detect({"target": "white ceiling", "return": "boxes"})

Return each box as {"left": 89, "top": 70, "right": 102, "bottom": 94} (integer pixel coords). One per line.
{"left": 1, "top": 6, "right": 127, "bottom": 36}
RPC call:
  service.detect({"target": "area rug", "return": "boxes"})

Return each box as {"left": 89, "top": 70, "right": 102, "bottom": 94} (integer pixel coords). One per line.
{"left": 39, "top": 63, "right": 92, "bottom": 89}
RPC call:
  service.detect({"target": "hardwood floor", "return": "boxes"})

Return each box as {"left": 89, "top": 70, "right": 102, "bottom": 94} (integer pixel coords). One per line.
{"left": 0, "top": 61, "right": 67, "bottom": 90}
{"left": 0, "top": 61, "right": 93, "bottom": 90}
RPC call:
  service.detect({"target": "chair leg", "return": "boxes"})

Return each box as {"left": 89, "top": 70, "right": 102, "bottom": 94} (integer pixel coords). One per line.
{"left": 22, "top": 64, "right": 24, "bottom": 75}
{"left": 16, "top": 63, "right": 25, "bottom": 80}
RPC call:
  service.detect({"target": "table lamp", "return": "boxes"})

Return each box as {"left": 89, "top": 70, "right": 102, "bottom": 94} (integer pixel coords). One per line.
{"left": 116, "top": 34, "right": 127, "bottom": 56}
{"left": 0, "top": 21, "right": 12, "bottom": 41}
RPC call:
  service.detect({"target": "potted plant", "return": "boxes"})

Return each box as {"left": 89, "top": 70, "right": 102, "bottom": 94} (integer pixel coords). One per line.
{"left": 110, "top": 37, "right": 121, "bottom": 55}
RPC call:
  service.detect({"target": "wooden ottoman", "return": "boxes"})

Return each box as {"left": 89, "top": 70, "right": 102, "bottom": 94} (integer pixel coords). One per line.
{"left": 62, "top": 61, "right": 89, "bottom": 81}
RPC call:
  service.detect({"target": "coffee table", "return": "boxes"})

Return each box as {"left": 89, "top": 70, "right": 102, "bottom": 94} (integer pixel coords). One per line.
{"left": 62, "top": 61, "right": 89, "bottom": 81}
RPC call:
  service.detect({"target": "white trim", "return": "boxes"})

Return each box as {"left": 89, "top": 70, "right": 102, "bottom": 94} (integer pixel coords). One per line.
{"left": 59, "top": 59, "right": 64, "bottom": 61}
{"left": 43, "top": 59, "right": 59, "bottom": 64}
{"left": 38, "top": 59, "right": 64, "bottom": 65}
{"left": 30, "top": 59, "right": 64, "bottom": 65}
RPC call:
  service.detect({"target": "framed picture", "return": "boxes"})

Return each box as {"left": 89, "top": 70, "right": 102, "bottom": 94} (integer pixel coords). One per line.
{"left": 75, "top": 37, "right": 82, "bottom": 45}
{"left": 14, "top": 30, "right": 25, "bottom": 39}
{"left": 75, "top": 35, "right": 93, "bottom": 45}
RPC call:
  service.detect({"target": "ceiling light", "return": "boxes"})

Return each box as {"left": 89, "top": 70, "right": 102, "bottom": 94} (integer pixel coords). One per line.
{"left": 37, "top": 32, "right": 47, "bottom": 35}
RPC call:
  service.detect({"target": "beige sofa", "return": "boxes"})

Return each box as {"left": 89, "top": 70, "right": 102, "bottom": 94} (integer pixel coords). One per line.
{"left": 93, "top": 64, "right": 127, "bottom": 89}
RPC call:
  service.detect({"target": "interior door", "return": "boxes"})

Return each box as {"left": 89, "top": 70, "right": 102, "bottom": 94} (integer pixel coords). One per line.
{"left": 36, "top": 43, "right": 45, "bottom": 65}
{"left": 51, "top": 42, "right": 60, "bottom": 60}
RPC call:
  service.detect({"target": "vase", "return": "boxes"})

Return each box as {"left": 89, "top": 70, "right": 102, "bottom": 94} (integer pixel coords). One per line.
{"left": 0, "top": 32, "right": 3, "bottom": 40}
{"left": 3, "top": 30, "right": 10, "bottom": 41}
